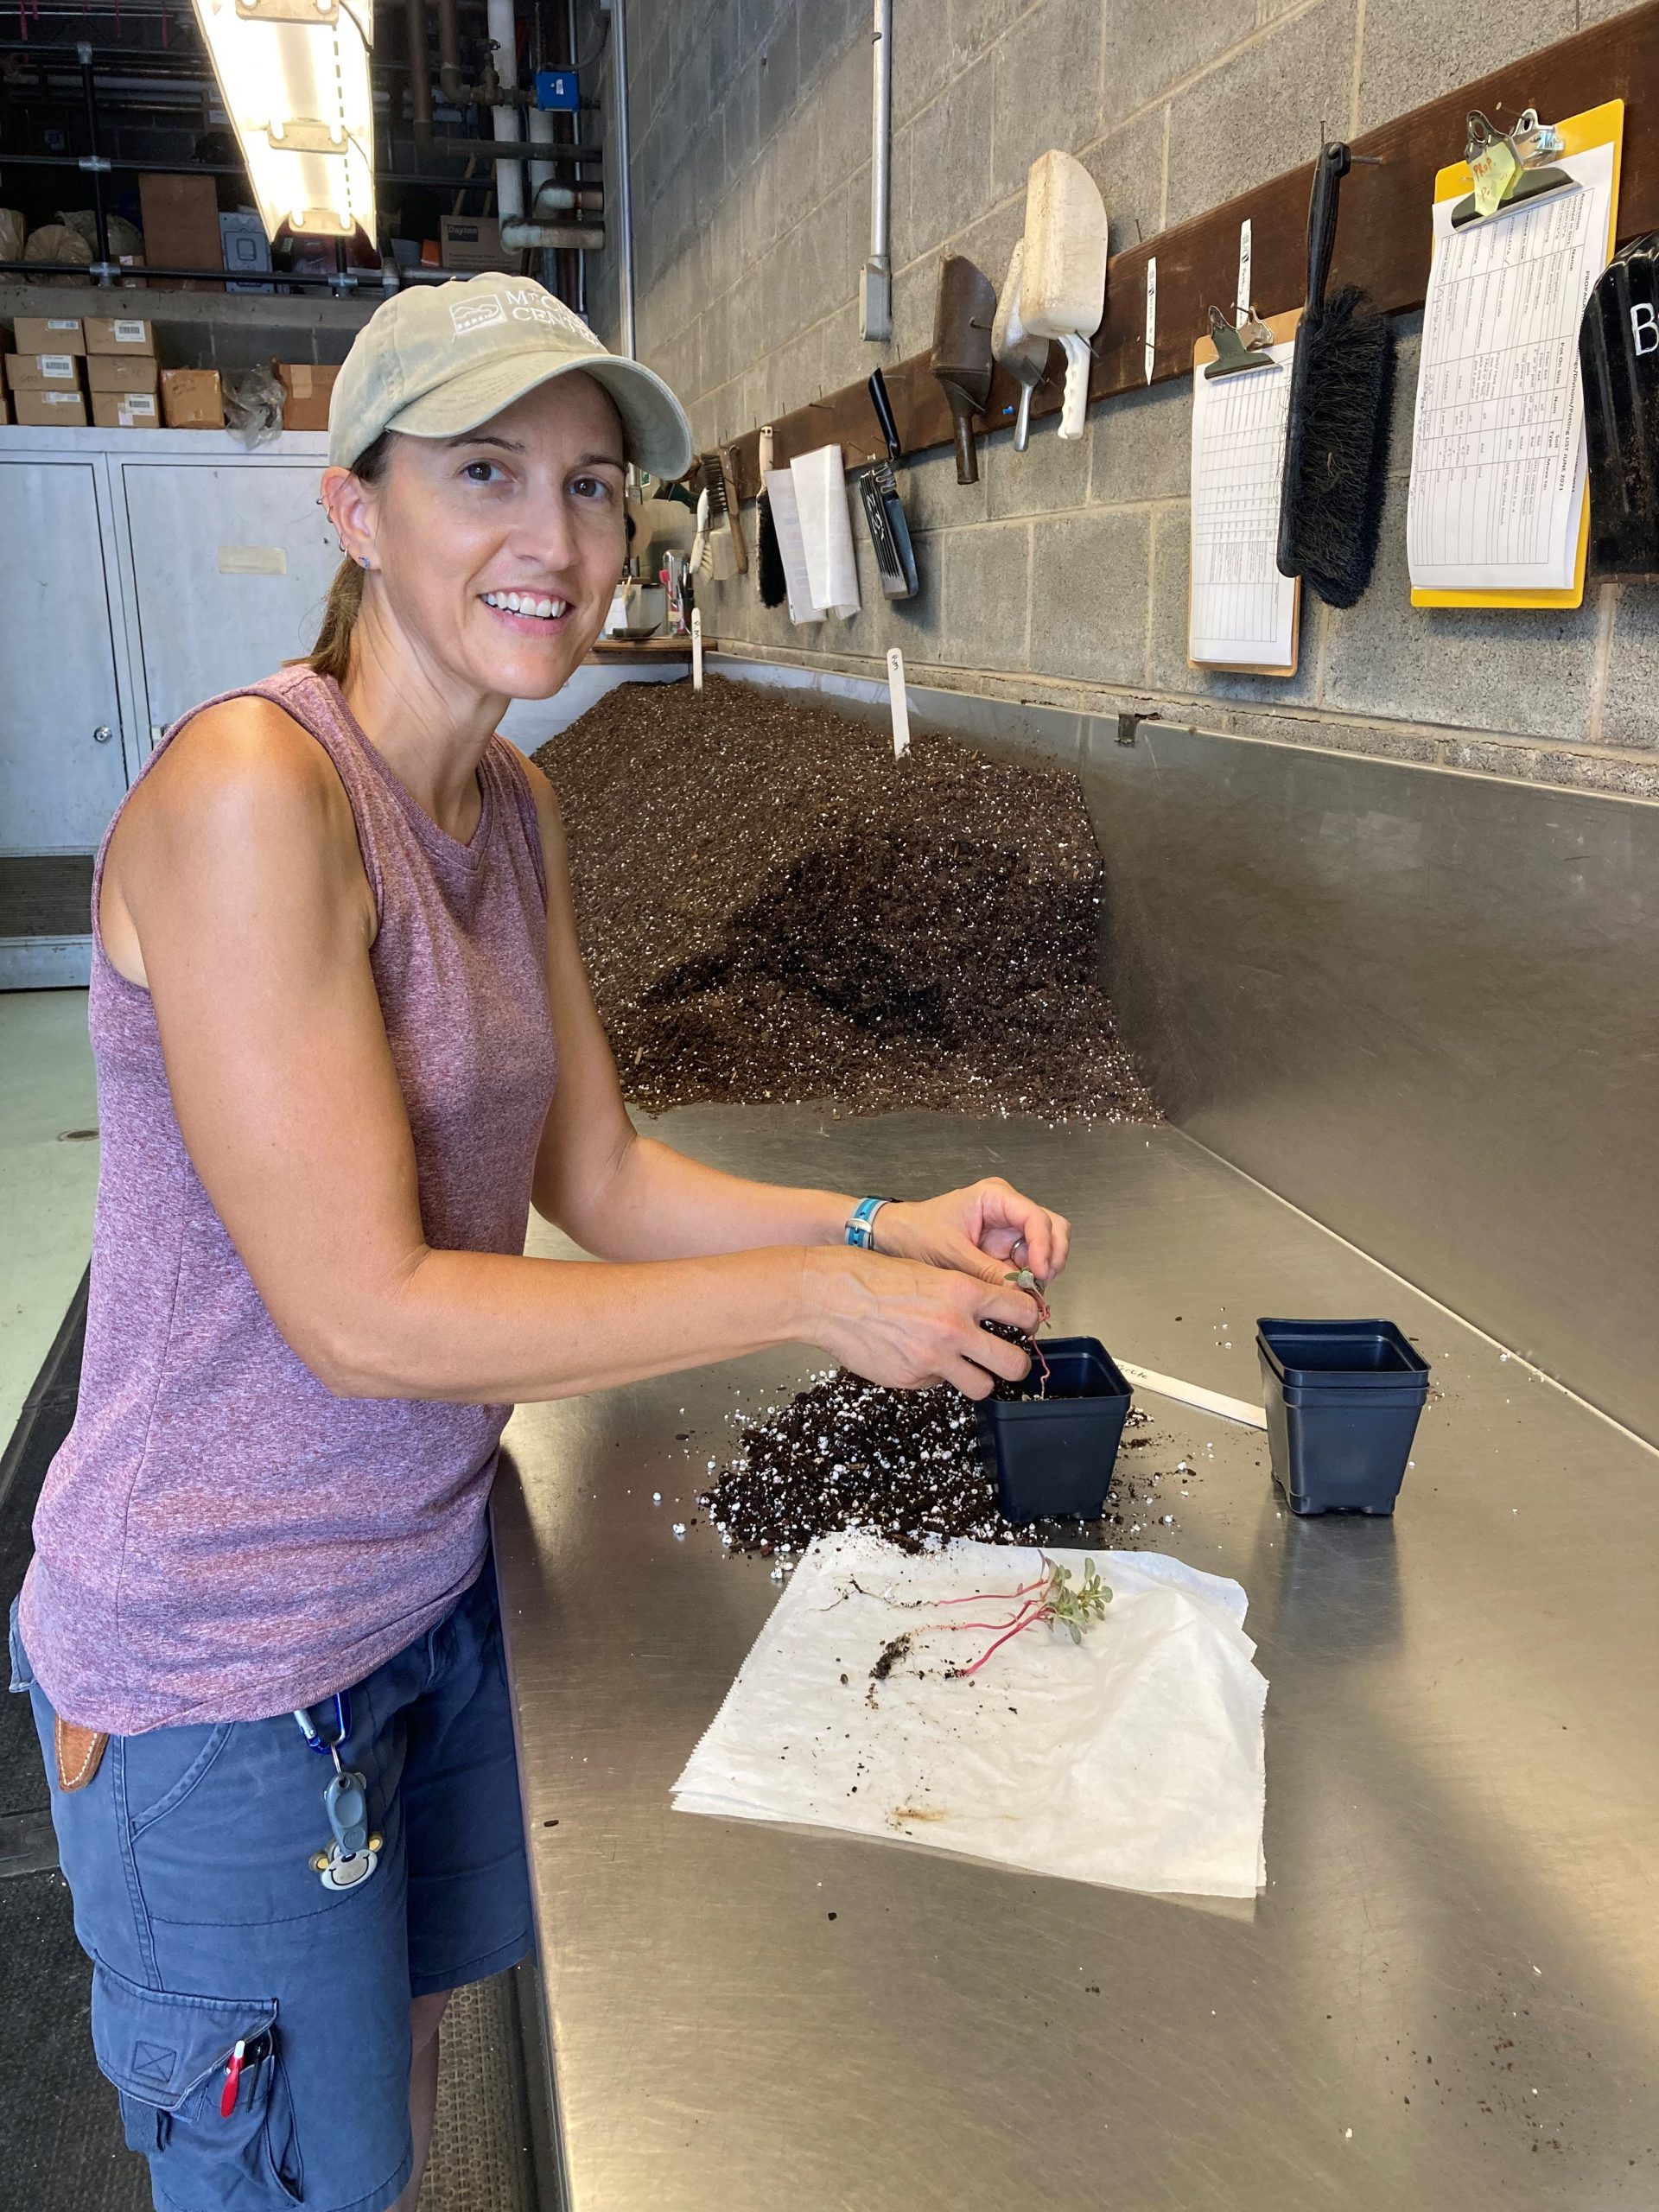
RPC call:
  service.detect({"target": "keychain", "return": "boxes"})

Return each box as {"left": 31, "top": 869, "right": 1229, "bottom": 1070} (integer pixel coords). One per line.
{"left": 293, "top": 1692, "right": 382, "bottom": 1892}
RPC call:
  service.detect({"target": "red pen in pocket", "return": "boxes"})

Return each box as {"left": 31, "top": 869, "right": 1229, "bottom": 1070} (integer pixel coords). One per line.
{"left": 220, "top": 2039, "right": 246, "bottom": 2118}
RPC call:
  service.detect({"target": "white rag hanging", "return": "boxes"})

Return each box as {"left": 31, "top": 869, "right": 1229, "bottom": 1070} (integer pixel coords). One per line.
{"left": 674, "top": 1532, "right": 1268, "bottom": 1900}
{"left": 789, "top": 443, "right": 861, "bottom": 619}
{"left": 761, "top": 466, "right": 823, "bottom": 625}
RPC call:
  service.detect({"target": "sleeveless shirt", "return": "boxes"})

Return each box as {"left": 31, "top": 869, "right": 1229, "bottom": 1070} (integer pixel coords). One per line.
{"left": 19, "top": 667, "right": 559, "bottom": 1733}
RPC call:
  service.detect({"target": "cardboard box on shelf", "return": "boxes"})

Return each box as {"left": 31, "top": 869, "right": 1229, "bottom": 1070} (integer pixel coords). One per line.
{"left": 87, "top": 354, "right": 160, "bottom": 396}
{"left": 13, "top": 388, "right": 89, "bottom": 426}
{"left": 137, "top": 173, "right": 224, "bottom": 289}
{"left": 7, "top": 352, "right": 83, "bottom": 390}
{"left": 84, "top": 315, "right": 156, "bottom": 356}
{"left": 13, "top": 315, "right": 85, "bottom": 354}
{"left": 161, "top": 368, "right": 225, "bottom": 429}
{"left": 439, "top": 214, "right": 503, "bottom": 272}
{"left": 92, "top": 389, "right": 161, "bottom": 429}
{"left": 276, "top": 361, "right": 339, "bottom": 431}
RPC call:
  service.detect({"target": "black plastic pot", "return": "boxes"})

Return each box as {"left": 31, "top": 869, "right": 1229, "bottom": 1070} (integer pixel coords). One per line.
{"left": 976, "top": 1336, "right": 1134, "bottom": 1526}
{"left": 1256, "top": 1318, "right": 1429, "bottom": 1516}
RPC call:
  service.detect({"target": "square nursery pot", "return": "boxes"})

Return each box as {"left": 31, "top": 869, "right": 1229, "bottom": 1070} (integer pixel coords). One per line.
{"left": 976, "top": 1336, "right": 1133, "bottom": 1526}
{"left": 1256, "top": 1318, "right": 1430, "bottom": 1517}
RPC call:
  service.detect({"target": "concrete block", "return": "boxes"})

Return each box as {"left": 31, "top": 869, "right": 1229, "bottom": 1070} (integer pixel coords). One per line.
{"left": 1029, "top": 507, "right": 1151, "bottom": 686}
{"left": 1321, "top": 474, "right": 1600, "bottom": 741}
{"left": 798, "top": 0, "right": 863, "bottom": 95}
{"left": 899, "top": 443, "right": 988, "bottom": 534}
{"left": 1164, "top": 0, "right": 1356, "bottom": 230}
{"left": 1077, "top": 104, "right": 1167, "bottom": 260}
{"left": 989, "top": 0, "right": 1103, "bottom": 200}
{"left": 1601, "top": 583, "right": 1659, "bottom": 751}
{"left": 899, "top": 54, "right": 994, "bottom": 265}
{"left": 1090, "top": 377, "right": 1189, "bottom": 506}
{"left": 940, "top": 521, "right": 1032, "bottom": 671}
{"left": 723, "top": 65, "right": 760, "bottom": 186}
{"left": 950, "top": 0, "right": 1029, "bottom": 66}
{"left": 813, "top": 37, "right": 877, "bottom": 212}
{"left": 955, "top": 199, "right": 1025, "bottom": 303}
{"left": 984, "top": 408, "right": 1091, "bottom": 521}
{"left": 892, "top": 0, "right": 957, "bottom": 123}
{"left": 921, "top": 685, "right": 1084, "bottom": 761}
{"left": 889, "top": 249, "right": 941, "bottom": 362}
{"left": 1387, "top": 310, "right": 1422, "bottom": 478}
{"left": 757, "top": 13, "right": 798, "bottom": 147}
{"left": 1098, "top": 0, "right": 1255, "bottom": 118}
{"left": 1356, "top": 0, "right": 1575, "bottom": 134}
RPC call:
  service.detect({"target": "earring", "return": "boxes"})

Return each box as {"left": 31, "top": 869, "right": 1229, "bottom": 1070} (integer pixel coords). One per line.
{"left": 359, "top": 556, "right": 372, "bottom": 571}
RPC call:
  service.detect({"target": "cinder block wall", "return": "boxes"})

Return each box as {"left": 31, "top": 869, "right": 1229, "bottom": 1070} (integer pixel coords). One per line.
{"left": 580, "top": 0, "right": 1658, "bottom": 797}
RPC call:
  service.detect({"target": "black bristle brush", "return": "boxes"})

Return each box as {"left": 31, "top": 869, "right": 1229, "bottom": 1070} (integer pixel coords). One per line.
{"left": 1277, "top": 142, "right": 1395, "bottom": 609}
{"left": 756, "top": 423, "right": 787, "bottom": 609}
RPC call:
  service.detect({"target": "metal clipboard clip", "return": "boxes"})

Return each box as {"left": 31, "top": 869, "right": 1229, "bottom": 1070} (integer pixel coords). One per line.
{"left": 1451, "top": 108, "right": 1575, "bottom": 229}
{"left": 1203, "top": 303, "right": 1279, "bottom": 379}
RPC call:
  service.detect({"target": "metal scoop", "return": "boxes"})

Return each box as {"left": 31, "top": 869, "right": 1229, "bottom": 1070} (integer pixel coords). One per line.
{"left": 992, "top": 239, "right": 1049, "bottom": 453}
{"left": 931, "top": 253, "right": 996, "bottom": 485}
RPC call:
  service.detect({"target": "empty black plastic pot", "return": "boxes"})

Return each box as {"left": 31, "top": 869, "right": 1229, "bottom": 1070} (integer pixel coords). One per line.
{"left": 976, "top": 1336, "right": 1134, "bottom": 1526}
{"left": 1256, "top": 1318, "right": 1429, "bottom": 1516}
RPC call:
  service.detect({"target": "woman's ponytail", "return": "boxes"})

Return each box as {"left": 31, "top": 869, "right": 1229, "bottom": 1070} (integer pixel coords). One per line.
{"left": 304, "top": 429, "right": 393, "bottom": 682}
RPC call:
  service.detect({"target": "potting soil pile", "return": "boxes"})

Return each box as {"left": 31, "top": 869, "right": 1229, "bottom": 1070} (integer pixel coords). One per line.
{"left": 673, "top": 1531, "right": 1268, "bottom": 1898}
{"left": 533, "top": 678, "right": 1160, "bottom": 1119}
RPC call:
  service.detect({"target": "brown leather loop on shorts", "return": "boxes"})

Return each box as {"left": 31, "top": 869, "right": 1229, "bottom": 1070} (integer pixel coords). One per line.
{"left": 55, "top": 1715, "right": 109, "bottom": 1792}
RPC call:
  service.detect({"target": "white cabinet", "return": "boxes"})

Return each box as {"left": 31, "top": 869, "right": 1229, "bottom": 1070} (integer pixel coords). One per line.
{"left": 0, "top": 425, "right": 331, "bottom": 855}
{"left": 0, "top": 458, "right": 131, "bottom": 854}
{"left": 121, "top": 460, "right": 340, "bottom": 733}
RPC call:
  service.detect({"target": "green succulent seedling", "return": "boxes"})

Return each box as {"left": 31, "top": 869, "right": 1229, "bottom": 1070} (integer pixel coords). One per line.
{"left": 1043, "top": 1556, "right": 1112, "bottom": 1645}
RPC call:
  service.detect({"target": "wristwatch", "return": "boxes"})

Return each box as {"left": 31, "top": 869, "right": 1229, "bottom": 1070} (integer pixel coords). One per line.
{"left": 844, "top": 1197, "right": 897, "bottom": 1251}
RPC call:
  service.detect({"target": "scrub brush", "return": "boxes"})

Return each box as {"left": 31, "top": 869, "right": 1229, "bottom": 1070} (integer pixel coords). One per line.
{"left": 1276, "top": 142, "right": 1395, "bottom": 609}
{"left": 695, "top": 452, "right": 746, "bottom": 581}
{"left": 756, "top": 424, "right": 787, "bottom": 607}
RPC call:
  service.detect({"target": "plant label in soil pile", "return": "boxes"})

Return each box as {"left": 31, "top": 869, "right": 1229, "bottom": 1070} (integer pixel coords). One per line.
{"left": 674, "top": 1532, "right": 1268, "bottom": 1899}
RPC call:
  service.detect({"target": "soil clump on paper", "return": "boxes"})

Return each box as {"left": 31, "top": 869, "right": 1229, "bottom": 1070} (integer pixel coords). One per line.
{"left": 534, "top": 678, "right": 1159, "bottom": 1120}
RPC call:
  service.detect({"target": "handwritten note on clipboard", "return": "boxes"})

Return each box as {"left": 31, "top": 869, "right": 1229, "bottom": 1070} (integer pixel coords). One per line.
{"left": 1188, "top": 309, "right": 1301, "bottom": 674}
{"left": 1408, "top": 101, "right": 1624, "bottom": 609}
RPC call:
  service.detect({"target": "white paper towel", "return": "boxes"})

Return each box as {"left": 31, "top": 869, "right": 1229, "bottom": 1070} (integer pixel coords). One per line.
{"left": 674, "top": 1532, "right": 1268, "bottom": 1898}
{"left": 761, "top": 467, "right": 823, "bottom": 625}
{"left": 789, "top": 443, "right": 861, "bottom": 619}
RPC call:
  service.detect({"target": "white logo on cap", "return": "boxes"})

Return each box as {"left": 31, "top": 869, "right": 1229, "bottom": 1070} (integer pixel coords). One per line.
{"left": 499, "top": 286, "right": 592, "bottom": 340}
{"left": 451, "top": 295, "right": 508, "bottom": 337}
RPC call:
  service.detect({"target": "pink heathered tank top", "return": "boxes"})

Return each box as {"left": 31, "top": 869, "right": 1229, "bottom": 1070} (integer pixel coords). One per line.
{"left": 20, "top": 666, "right": 558, "bottom": 1733}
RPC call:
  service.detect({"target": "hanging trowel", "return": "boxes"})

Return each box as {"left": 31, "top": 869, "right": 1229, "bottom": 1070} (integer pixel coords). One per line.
{"left": 992, "top": 239, "right": 1048, "bottom": 453}
{"left": 1020, "top": 149, "right": 1108, "bottom": 440}
{"left": 931, "top": 254, "right": 996, "bottom": 485}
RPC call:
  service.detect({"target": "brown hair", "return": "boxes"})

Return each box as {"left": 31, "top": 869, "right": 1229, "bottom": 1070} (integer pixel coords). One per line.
{"left": 306, "top": 430, "right": 393, "bottom": 683}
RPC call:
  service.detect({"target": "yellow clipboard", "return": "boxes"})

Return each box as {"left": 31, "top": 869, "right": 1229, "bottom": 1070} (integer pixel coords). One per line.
{"left": 1411, "top": 99, "right": 1624, "bottom": 611}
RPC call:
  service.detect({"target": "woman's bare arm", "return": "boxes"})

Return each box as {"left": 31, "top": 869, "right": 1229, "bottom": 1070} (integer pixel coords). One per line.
{"left": 109, "top": 702, "right": 1039, "bottom": 1405}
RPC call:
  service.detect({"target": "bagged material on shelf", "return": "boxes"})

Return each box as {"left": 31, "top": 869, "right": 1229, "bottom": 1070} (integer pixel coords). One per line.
{"left": 224, "top": 363, "right": 286, "bottom": 448}
{"left": 674, "top": 1530, "right": 1268, "bottom": 1899}
{"left": 0, "top": 210, "right": 24, "bottom": 264}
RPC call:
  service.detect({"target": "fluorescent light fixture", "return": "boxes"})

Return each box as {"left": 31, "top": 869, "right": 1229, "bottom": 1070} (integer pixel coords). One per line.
{"left": 193, "top": 0, "right": 376, "bottom": 242}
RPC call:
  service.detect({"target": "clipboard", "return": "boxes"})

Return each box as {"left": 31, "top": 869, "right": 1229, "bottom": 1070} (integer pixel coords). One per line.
{"left": 1410, "top": 99, "right": 1624, "bottom": 612}
{"left": 1188, "top": 308, "right": 1302, "bottom": 676}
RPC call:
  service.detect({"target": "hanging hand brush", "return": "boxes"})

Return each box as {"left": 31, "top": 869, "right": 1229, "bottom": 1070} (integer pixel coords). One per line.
{"left": 756, "top": 423, "right": 787, "bottom": 608}
{"left": 1276, "top": 142, "right": 1395, "bottom": 609}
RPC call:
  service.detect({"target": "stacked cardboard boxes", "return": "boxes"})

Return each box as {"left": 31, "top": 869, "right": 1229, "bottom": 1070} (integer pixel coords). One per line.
{"left": 86, "top": 316, "right": 160, "bottom": 428}
{"left": 9, "top": 315, "right": 88, "bottom": 424}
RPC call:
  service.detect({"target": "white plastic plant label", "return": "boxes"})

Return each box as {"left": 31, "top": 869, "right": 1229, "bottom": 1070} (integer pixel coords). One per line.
{"left": 691, "top": 606, "right": 703, "bottom": 692}
{"left": 887, "top": 646, "right": 910, "bottom": 760}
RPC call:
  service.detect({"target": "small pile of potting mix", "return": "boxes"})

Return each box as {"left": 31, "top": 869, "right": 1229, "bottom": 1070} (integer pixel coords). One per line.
{"left": 700, "top": 1367, "right": 1164, "bottom": 1558}
{"left": 534, "top": 678, "right": 1159, "bottom": 1121}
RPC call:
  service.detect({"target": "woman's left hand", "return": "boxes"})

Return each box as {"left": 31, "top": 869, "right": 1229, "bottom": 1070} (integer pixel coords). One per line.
{"left": 873, "top": 1179, "right": 1071, "bottom": 1291}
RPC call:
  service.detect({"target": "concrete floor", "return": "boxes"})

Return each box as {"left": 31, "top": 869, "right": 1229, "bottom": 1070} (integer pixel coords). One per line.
{"left": 0, "top": 991, "right": 98, "bottom": 1441}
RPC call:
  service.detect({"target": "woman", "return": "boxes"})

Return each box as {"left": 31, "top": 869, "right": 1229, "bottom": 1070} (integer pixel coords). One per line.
{"left": 10, "top": 272, "right": 1066, "bottom": 2212}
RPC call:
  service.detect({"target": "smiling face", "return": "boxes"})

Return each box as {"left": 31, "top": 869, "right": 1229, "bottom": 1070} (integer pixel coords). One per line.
{"left": 325, "top": 369, "right": 629, "bottom": 702}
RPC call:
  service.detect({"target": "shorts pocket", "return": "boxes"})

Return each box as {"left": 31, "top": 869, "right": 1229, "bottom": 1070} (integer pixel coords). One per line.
{"left": 91, "top": 1958, "right": 302, "bottom": 2209}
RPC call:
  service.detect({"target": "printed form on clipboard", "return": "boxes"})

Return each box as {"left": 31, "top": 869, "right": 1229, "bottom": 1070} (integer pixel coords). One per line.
{"left": 1408, "top": 129, "right": 1619, "bottom": 603}
{"left": 1187, "top": 323, "right": 1300, "bottom": 674}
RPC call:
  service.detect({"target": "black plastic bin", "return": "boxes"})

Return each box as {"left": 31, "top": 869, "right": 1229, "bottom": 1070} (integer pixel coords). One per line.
{"left": 976, "top": 1336, "right": 1134, "bottom": 1526}
{"left": 1256, "top": 1318, "right": 1429, "bottom": 1516}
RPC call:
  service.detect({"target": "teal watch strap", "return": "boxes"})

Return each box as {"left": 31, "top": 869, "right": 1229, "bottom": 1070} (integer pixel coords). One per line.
{"left": 844, "top": 1197, "right": 894, "bottom": 1251}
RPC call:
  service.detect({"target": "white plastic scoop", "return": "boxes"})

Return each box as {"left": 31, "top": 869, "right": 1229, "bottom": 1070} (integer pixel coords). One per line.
{"left": 992, "top": 238, "right": 1048, "bottom": 453}
{"left": 1020, "top": 149, "right": 1108, "bottom": 441}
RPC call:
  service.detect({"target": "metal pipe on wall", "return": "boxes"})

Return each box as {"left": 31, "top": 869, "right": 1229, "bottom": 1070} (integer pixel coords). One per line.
{"left": 486, "top": 0, "right": 524, "bottom": 220}
{"left": 405, "top": 0, "right": 432, "bottom": 126}
{"left": 436, "top": 0, "right": 462, "bottom": 107}
{"left": 611, "top": 0, "right": 634, "bottom": 356}
{"left": 860, "top": 0, "right": 892, "bottom": 341}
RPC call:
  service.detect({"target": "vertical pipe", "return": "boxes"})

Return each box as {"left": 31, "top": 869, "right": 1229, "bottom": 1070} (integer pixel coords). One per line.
{"left": 436, "top": 0, "right": 461, "bottom": 105}
{"left": 78, "top": 41, "right": 114, "bottom": 284}
{"left": 612, "top": 0, "right": 636, "bottom": 358}
{"left": 860, "top": 0, "right": 892, "bottom": 341}
{"left": 488, "top": 0, "right": 525, "bottom": 223}
{"left": 405, "top": 0, "right": 431, "bottom": 127}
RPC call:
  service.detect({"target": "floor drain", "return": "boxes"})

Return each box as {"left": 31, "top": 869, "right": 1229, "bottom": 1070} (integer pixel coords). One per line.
{"left": 56, "top": 1128, "right": 98, "bottom": 1142}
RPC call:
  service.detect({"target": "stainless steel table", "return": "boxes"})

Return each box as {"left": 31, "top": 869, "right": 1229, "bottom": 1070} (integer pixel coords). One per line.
{"left": 493, "top": 1109, "right": 1659, "bottom": 2212}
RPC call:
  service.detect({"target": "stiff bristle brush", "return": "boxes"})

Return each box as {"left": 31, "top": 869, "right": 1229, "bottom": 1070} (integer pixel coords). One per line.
{"left": 1276, "top": 142, "right": 1395, "bottom": 610}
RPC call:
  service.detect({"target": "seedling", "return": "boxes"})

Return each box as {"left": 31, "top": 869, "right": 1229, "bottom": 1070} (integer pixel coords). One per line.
{"left": 854, "top": 1554, "right": 1113, "bottom": 1680}
{"left": 1001, "top": 1268, "right": 1052, "bottom": 1395}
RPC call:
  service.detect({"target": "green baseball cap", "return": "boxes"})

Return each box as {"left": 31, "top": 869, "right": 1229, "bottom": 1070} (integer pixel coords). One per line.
{"left": 327, "top": 271, "right": 694, "bottom": 479}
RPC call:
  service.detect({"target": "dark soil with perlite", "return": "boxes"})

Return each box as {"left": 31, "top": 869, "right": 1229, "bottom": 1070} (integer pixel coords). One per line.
{"left": 534, "top": 678, "right": 1160, "bottom": 1121}
{"left": 701, "top": 1366, "right": 1168, "bottom": 1556}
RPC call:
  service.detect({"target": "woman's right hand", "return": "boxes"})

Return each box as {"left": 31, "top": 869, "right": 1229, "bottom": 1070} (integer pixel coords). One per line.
{"left": 802, "top": 1246, "right": 1042, "bottom": 1400}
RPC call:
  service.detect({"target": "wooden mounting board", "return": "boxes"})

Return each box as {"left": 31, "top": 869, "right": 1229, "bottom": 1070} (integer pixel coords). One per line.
{"left": 722, "top": 0, "right": 1659, "bottom": 500}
